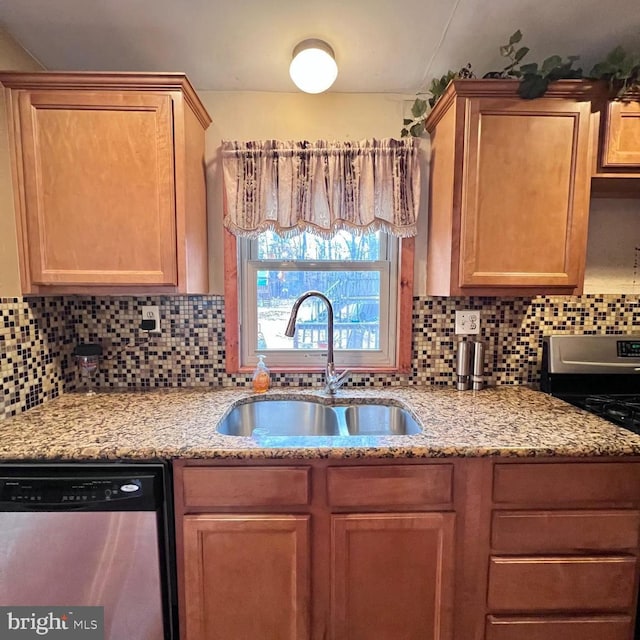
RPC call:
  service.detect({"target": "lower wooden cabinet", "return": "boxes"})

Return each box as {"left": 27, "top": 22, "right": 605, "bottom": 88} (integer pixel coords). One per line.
{"left": 182, "top": 514, "right": 310, "bottom": 640}
{"left": 331, "top": 513, "right": 454, "bottom": 640}
{"left": 174, "top": 458, "right": 640, "bottom": 640}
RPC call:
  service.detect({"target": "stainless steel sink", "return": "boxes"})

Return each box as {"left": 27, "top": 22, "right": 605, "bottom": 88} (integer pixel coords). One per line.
{"left": 217, "top": 398, "right": 421, "bottom": 438}
{"left": 341, "top": 404, "right": 422, "bottom": 436}
{"left": 217, "top": 400, "right": 341, "bottom": 437}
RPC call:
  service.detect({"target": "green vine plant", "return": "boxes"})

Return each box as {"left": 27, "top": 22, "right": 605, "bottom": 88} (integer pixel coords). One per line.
{"left": 487, "top": 30, "right": 582, "bottom": 99}
{"left": 401, "top": 68, "right": 469, "bottom": 137}
{"left": 590, "top": 45, "right": 640, "bottom": 98}
{"left": 401, "top": 30, "right": 640, "bottom": 137}
{"left": 496, "top": 29, "right": 530, "bottom": 77}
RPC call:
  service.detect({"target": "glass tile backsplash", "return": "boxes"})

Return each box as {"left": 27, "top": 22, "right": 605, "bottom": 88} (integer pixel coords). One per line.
{"left": 2, "top": 294, "right": 639, "bottom": 419}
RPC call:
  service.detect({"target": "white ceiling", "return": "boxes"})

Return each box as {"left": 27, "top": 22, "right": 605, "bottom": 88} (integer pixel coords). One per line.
{"left": 1, "top": 0, "right": 639, "bottom": 93}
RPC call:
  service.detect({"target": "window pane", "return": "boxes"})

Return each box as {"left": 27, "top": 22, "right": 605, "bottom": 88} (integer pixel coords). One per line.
{"left": 256, "top": 230, "right": 381, "bottom": 261}
{"left": 256, "top": 270, "right": 381, "bottom": 351}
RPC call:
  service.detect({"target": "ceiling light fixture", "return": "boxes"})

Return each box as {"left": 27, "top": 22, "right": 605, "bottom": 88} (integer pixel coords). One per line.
{"left": 289, "top": 39, "right": 338, "bottom": 94}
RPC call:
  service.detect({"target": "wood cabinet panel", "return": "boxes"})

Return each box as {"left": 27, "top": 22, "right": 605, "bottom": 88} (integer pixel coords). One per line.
{"left": 601, "top": 100, "right": 640, "bottom": 168}
{"left": 326, "top": 464, "right": 453, "bottom": 508}
{"left": 183, "top": 514, "right": 310, "bottom": 640}
{"left": 424, "top": 80, "right": 596, "bottom": 296}
{"left": 486, "top": 615, "right": 632, "bottom": 640}
{"left": 331, "top": 512, "right": 454, "bottom": 640}
{"left": 17, "top": 90, "right": 177, "bottom": 286}
{"left": 487, "top": 556, "right": 637, "bottom": 612}
{"left": 491, "top": 510, "right": 640, "bottom": 553}
{"left": 493, "top": 462, "right": 640, "bottom": 506}
{"left": 0, "top": 72, "right": 211, "bottom": 294}
{"left": 460, "top": 98, "right": 591, "bottom": 289}
{"left": 182, "top": 466, "right": 310, "bottom": 509}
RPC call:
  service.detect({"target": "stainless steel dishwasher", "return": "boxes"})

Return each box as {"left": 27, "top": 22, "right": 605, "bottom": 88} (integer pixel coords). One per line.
{"left": 0, "top": 462, "right": 176, "bottom": 639}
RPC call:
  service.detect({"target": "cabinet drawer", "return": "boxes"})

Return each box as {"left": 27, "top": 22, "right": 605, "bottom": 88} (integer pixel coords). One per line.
{"left": 486, "top": 615, "right": 632, "bottom": 640}
{"left": 493, "top": 462, "right": 640, "bottom": 506}
{"left": 487, "top": 556, "right": 637, "bottom": 612}
{"left": 492, "top": 510, "right": 640, "bottom": 553}
{"left": 327, "top": 464, "right": 453, "bottom": 508}
{"left": 182, "top": 467, "right": 310, "bottom": 508}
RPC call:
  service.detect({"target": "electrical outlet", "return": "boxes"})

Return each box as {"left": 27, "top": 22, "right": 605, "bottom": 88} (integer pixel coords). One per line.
{"left": 141, "top": 305, "right": 161, "bottom": 333}
{"left": 455, "top": 310, "right": 480, "bottom": 335}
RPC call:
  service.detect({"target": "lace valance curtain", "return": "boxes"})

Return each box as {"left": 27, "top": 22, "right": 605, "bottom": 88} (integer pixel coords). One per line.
{"left": 222, "top": 138, "right": 420, "bottom": 238}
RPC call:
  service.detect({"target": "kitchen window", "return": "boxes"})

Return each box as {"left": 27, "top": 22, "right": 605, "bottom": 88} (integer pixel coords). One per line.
{"left": 224, "top": 230, "right": 414, "bottom": 373}
{"left": 239, "top": 228, "right": 397, "bottom": 369}
{"left": 221, "top": 137, "right": 419, "bottom": 373}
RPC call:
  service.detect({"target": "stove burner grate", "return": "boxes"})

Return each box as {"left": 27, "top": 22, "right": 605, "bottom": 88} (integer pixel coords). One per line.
{"left": 580, "top": 394, "right": 640, "bottom": 433}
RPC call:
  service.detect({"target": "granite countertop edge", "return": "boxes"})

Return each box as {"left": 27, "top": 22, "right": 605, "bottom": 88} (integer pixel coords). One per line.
{"left": 1, "top": 386, "right": 640, "bottom": 461}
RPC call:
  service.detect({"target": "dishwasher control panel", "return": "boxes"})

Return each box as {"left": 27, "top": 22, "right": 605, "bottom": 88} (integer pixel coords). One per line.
{"left": 0, "top": 475, "right": 154, "bottom": 509}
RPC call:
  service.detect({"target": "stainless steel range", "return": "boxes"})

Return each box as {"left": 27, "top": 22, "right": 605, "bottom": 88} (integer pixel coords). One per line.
{"left": 541, "top": 334, "right": 640, "bottom": 434}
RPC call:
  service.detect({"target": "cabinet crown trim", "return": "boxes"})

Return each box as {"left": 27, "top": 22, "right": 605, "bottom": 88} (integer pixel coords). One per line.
{"left": 0, "top": 71, "right": 212, "bottom": 128}
{"left": 426, "top": 78, "right": 607, "bottom": 131}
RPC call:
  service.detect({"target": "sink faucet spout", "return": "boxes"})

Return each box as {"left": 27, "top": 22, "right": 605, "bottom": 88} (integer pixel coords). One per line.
{"left": 284, "top": 290, "right": 350, "bottom": 395}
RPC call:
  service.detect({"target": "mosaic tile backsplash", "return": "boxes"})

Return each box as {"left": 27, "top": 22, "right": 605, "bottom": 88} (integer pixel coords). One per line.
{"left": 1, "top": 297, "right": 76, "bottom": 419}
{"left": 2, "top": 294, "right": 639, "bottom": 419}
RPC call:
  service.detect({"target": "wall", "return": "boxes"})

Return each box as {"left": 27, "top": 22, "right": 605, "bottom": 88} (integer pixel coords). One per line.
{"left": 584, "top": 198, "right": 640, "bottom": 294}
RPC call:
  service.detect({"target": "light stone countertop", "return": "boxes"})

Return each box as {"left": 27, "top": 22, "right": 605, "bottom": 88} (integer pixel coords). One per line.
{"left": 1, "top": 386, "right": 640, "bottom": 461}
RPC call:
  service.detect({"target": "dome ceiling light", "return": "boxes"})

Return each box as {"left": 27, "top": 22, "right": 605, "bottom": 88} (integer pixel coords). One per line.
{"left": 289, "top": 39, "right": 338, "bottom": 94}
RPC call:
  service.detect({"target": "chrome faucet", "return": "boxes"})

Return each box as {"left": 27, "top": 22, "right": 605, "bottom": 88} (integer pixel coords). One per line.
{"left": 284, "top": 290, "right": 350, "bottom": 395}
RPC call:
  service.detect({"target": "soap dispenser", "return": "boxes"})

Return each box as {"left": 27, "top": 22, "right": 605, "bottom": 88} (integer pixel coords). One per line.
{"left": 252, "top": 354, "right": 271, "bottom": 393}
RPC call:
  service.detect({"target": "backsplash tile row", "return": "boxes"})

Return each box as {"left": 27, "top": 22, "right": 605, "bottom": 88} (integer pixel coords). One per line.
{"left": 2, "top": 293, "right": 638, "bottom": 419}
{"left": 72, "top": 294, "right": 640, "bottom": 390}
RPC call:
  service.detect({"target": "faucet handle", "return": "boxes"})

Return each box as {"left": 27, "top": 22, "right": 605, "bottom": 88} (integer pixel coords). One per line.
{"left": 326, "top": 367, "right": 350, "bottom": 393}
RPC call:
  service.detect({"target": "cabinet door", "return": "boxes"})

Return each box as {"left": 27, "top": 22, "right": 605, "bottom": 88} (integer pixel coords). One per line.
{"left": 183, "top": 514, "right": 310, "bottom": 640}
{"left": 601, "top": 101, "right": 640, "bottom": 169}
{"left": 331, "top": 512, "right": 454, "bottom": 640}
{"left": 459, "top": 97, "right": 591, "bottom": 289}
{"left": 16, "top": 90, "right": 177, "bottom": 286}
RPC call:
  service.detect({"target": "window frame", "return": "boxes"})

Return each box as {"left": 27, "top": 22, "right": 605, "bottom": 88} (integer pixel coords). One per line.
{"left": 223, "top": 229, "right": 414, "bottom": 374}
{"left": 239, "top": 232, "right": 395, "bottom": 368}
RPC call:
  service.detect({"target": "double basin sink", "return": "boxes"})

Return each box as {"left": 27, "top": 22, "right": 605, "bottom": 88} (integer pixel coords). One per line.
{"left": 217, "top": 398, "right": 422, "bottom": 438}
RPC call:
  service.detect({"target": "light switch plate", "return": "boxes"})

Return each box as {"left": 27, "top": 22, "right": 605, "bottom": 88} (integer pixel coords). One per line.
{"left": 455, "top": 310, "right": 480, "bottom": 335}
{"left": 141, "top": 305, "right": 161, "bottom": 333}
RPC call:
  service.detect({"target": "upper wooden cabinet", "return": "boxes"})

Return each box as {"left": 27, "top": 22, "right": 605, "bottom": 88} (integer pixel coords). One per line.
{"left": 592, "top": 90, "right": 640, "bottom": 196}
{"left": 600, "top": 100, "right": 640, "bottom": 169}
{"left": 425, "top": 80, "right": 597, "bottom": 296}
{"left": 0, "top": 72, "right": 211, "bottom": 294}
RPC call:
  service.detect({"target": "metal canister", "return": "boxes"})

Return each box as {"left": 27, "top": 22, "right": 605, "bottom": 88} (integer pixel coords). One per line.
{"left": 456, "top": 340, "right": 473, "bottom": 391}
{"left": 471, "top": 340, "right": 485, "bottom": 390}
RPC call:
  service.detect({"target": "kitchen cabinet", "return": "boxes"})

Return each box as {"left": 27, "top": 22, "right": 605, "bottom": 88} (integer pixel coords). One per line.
{"left": 174, "top": 457, "right": 640, "bottom": 640}
{"left": 331, "top": 512, "right": 454, "bottom": 639}
{"left": 425, "top": 80, "right": 596, "bottom": 296}
{"left": 177, "top": 464, "right": 312, "bottom": 640}
{"left": 183, "top": 514, "right": 310, "bottom": 640}
{"left": 0, "top": 72, "right": 211, "bottom": 294}
{"left": 485, "top": 460, "right": 640, "bottom": 640}
{"left": 591, "top": 92, "right": 640, "bottom": 196}
{"left": 326, "top": 464, "right": 455, "bottom": 640}
{"left": 599, "top": 99, "right": 640, "bottom": 169}
{"left": 174, "top": 459, "right": 456, "bottom": 640}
